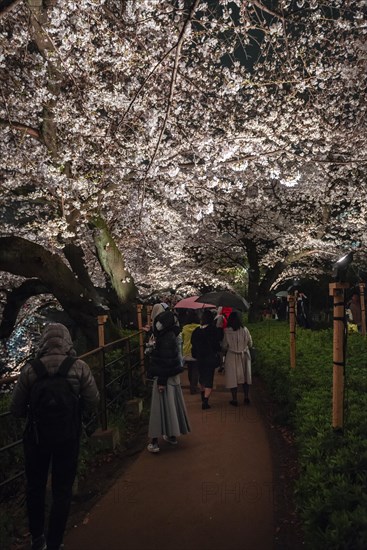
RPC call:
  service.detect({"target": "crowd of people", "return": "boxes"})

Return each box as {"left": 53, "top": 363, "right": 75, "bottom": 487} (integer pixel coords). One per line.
{"left": 8, "top": 286, "right": 365, "bottom": 549}
{"left": 262, "top": 293, "right": 310, "bottom": 327}
{"left": 8, "top": 302, "right": 253, "bottom": 549}
{"left": 144, "top": 301, "right": 253, "bottom": 454}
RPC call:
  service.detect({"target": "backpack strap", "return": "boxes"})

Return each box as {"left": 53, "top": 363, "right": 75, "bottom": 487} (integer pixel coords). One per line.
{"left": 31, "top": 358, "right": 48, "bottom": 379}
{"left": 58, "top": 356, "right": 77, "bottom": 377}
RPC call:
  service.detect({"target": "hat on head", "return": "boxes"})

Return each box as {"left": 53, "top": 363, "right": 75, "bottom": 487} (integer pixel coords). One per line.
{"left": 151, "top": 303, "right": 167, "bottom": 321}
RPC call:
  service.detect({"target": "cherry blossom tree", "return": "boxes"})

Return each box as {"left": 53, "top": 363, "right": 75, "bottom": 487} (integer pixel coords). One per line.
{"left": 0, "top": 0, "right": 366, "bottom": 342}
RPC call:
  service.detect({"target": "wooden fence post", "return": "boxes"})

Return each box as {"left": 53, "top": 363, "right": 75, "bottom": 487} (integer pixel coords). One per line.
{"left": 97, "top": 314, "right": 108, "bottom": 431}
{"left": 329, "top": 282, "right": 349, "bottom": 430}
{"left": 97, "top": 314, "right": 108, "bottom": 347}
{"left": 136, "top": 304, "right": 146, "bottom": 381}
{"left": 288, "top": 293, "right": 296, "bottom": 369}
{"left": 359, "top": 282, "right": 366, "bottom": 337}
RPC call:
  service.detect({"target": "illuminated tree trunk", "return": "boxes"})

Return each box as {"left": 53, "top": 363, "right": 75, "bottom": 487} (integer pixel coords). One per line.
{"left": 92, "top": 217, "right": 137, "bottom": 304}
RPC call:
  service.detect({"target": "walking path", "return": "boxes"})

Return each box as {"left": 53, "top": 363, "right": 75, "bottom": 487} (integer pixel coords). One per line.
{"left": 65, "top": 372, "right": 276, "bottom": 550}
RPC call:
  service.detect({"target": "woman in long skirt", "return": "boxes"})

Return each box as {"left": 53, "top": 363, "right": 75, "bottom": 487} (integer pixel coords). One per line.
{"left": 147, "top": 303, "right": 190, "bottom": 453}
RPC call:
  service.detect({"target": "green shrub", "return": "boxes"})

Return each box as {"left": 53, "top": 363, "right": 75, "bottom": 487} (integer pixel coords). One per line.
{"left": 252, "top": 321, "right": 367, "bottom": 549}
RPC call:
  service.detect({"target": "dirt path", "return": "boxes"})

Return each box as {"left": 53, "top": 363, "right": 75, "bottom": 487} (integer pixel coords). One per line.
{"left": 65, "top": 372, "right": 275, "bottom": 550}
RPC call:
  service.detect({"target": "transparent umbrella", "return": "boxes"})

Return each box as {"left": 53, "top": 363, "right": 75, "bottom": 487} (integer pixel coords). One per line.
{"left": 275, "top": 291, "right": 288, "bottom": 298}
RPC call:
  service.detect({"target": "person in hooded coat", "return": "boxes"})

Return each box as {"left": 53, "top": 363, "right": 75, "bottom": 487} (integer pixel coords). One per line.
{"left": 147, "top": 304, "right": 191, "bottom": 453}
{"left": 10, "top": 323, "right": 99, "bottom": 550}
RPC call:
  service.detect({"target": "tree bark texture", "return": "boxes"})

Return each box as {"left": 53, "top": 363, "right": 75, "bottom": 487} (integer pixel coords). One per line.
{"left": 245, "top": 239, "right": 286, "bottom": 322}
{"left": 92, "top": 218, "right": 137, "bottom": 304}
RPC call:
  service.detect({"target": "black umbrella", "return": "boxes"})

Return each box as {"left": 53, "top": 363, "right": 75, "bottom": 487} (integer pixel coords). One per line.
{"left": 196, "top": 291, "right": 249, "bottom": 312}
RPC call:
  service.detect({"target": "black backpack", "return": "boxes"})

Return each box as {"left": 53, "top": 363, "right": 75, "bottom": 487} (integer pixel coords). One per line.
{"left": 28, "top": 356, "right": 80, "bottom": 444}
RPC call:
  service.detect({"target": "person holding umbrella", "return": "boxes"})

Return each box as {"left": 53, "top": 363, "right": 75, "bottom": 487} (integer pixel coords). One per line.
{"left": 191, "top": 309, "right": 222, "bottom": 410}
{"left": 222, "top": 311, "right": 253, "bottom": 406}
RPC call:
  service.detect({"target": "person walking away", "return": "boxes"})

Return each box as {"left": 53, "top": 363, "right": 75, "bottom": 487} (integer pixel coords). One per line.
{"left": 296, "top": 292, "right": 310, "bottom": 328}
{"left": 181, "top": 310, "right": 200, "bottom": 394}
{"left": 276, "top": 297, "right": 287, "bottom": 321}
{"left": 214, "top": 306, "right": 232, "bottom": 330}
{"left": 348, "top": 292, "right": 363, "bottom": 333}
{"left": 191, "top": 309, "right": 222, "bottom": 410}
{"left": 10, "top": 323, "right": 99, "bottom": 550}
{"left": 214, "top": 307, "right": 230, "bottom": 373}
{"left": 222, "top": 312, "right": 253, "bottom": 406}
{"left": 147, "top": 304, "right": 190, "bottom": 453}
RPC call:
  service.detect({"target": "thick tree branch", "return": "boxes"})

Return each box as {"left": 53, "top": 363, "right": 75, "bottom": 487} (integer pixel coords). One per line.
{"left": 62, "top": 242, "right": 101, "bottom": 301}
{"left": 0, "top": 117, "right": 42, "bottom": 141}
{"left": 250, "top": 0, "right": 284, "bottom": 21}
{"left": 0, "top": 0, "right": 21, "bottom": 17}
{"left": 0, "top": 279, "right": 50, "bottom": 339}
{"left": 0, "top": 236, "right": 101, "bottom": 343}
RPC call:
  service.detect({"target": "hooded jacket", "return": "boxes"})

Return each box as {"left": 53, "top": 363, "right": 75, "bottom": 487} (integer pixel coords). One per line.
{"left": 11, "top": 323, "right": 99, "bottom": 419}
{"left": 148, "top": 310, "right": 183, "bottom": 385}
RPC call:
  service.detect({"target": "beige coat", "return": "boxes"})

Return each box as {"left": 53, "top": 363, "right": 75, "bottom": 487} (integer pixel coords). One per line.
{"left": 222, "top": 326, "right": 253, "bottom": 388}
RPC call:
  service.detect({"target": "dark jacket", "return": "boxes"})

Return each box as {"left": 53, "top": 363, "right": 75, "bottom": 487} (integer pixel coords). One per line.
{"left": 148, "top": 310, "right": 183, "bottom": 386}
{"left": 191, "top": 324, "right": 221, "bottom": 367}
{"left": 11, "top": 323, "right": 100, "bottom": 419}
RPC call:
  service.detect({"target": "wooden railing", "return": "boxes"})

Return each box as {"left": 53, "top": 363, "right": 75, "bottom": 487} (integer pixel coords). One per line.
{"left": 0, "top": 329, "right": 147, "bottom": 491}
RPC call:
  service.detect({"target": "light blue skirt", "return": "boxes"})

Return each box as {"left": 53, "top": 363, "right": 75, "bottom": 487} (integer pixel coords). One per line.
{"left": 148, "top": 375, "right": 191, "bottom": 438}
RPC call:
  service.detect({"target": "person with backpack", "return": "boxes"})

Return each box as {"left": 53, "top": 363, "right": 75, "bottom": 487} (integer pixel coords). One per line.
{"left": 10, "top": 323, "right": 99, "bottom": 550}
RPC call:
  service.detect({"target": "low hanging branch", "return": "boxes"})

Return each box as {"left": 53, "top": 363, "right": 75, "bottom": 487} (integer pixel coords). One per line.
{"left": 0, "top": 117, "right": 42, "bottom": 141}
{"left": 0, "top": 279, "right": 50, "bottom": 339}
{"left": 0, "top": 236, "right": 102, "bottom": 343}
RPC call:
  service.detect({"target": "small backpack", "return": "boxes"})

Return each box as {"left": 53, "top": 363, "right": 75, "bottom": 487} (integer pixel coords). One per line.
{"left": 28, "top": 356, "right": 80, "bottom": 444}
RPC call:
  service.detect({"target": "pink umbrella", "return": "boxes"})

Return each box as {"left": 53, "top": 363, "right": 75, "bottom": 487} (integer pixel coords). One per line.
{"left": 174, "top": 295, "right": 215, "bottom": 309}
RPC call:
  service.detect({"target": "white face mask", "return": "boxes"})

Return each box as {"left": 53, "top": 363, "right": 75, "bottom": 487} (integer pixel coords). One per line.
{"left": 156, "top": 320, "right": 164, "bottom": 331}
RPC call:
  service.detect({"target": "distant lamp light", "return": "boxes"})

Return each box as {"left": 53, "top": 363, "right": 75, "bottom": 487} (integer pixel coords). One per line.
{"left": 332, "top": 251, "right": 353, "bottom": 282}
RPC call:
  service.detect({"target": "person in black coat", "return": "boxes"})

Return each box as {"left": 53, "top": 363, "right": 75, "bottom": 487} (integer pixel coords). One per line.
{"left": 191, "top": 309, "right": 222, "bottom": 410}
{"left": 147, "top": 304, "right": 190, "bottom": 453}
{"left": 148, "top": 309, "right": 183, "bottom": 384}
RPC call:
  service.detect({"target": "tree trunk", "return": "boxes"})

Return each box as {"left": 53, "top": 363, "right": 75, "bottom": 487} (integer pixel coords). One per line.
{"left": 245, "top": 240, "right": 286, "bottom": 322}
{"left": 63, "top": 243, "right": 101, "bottom": 303}
{"left": 245, "top": 241, "right": 262, "bottom": 322}
{"left": 92, "top": 217, "right": 137, "bottom": 304}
